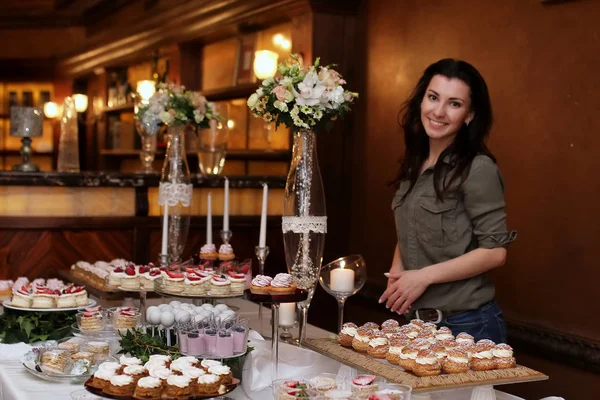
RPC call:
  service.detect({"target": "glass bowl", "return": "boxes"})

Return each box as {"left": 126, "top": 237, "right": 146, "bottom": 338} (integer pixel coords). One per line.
{"left": 302, "top": 372, "right": 344, "bottom": 393}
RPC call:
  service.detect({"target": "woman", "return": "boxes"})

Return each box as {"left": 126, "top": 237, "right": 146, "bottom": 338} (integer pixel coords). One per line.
{"left": 378, "top": 59, "right": 516, "bottom": 343}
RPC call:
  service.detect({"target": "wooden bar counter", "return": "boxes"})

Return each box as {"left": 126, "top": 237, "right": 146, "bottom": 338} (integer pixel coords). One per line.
{"left": 0, "top": 171, "right": 287, "bottom": 279}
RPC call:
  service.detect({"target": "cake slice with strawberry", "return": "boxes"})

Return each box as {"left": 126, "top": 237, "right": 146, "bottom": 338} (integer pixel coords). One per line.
{"left": 140, "top": 267, "right": 161, "bottom": 291}
{"left": 209, "top": 275, "right": 231, "bottom": 296}
{"left": 162, "top": 271, "right": 185, "bottom": 293}
{"left": 108, "top": 266, "right": 125, "bottom": 288}
{"left": 11, "top": 286, "right": 32, "bottom": 308}
{"left": 120, "top": 264, "right": 140, "bottom": 290}
{"left": 183, "top": 272, "right": 209, "bottom": 296}
{"left": 227, "top": 271, "right": 246, "bottom": 295}
{"left": 350, "top": 375, "right": 379, "bottom": 397}
{"left": 31, "top": 287, "right": 58, "bottom": 308}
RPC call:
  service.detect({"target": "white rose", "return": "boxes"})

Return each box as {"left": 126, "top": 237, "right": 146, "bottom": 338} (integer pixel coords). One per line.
{"left": 247, "top": 93, "right": 260, "bottom": 109}
{"left": 273, "top": 100, "right": 288, "bottom": 112}
{"left": 160, "top": 111, "right": 173, "bottom": 125}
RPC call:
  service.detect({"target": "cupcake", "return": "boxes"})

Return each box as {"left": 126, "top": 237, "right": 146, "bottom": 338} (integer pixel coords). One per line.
{"left": 398, "top": 344, "right": 419, "bottom": 371}
{"left": 250, "top": 275, "right": 272, "bottom": 294}
{"left": 386, "top": 335, "right": 411, "bottom": 365}
{"left": 381, "top": 319, "right": 400, "bottom": 337}
{"left": 270, "top": 273, "right": 296, "bottom": 294}
{"left": 104, "top": 374, "right": 135, "bottom": 396}
{"left": 200, "top": 359, "right": 222, "bottom": 372}
{"left": 413, "top": 349, "right": 441, "bottom": 377}
{"left": 367, "top": 330, "right": 389, "bottom": 359}
{"left": 442, "top": 349, "right": 470, "bottom": 374}
{"left": 471, "top": 340, "right": 496, "bottom": 371}
{"left": 196, "top": 373, "right": 221, "bottom": 395}
{"left": 164, "top": 374, "right": 192, "bottom": 398}
{"left": 435, "top": 326, "right": 455, "bottom": 341}
{"left": 162, "top": 271, "right": 186, "bottom": 293}
{"left": 226, "top": 271, "right": 246, "bottom": 295}
{"left": 133, "top": 376, "right": 163, "bottom": 399}
{"left": 209, "top": 275, "right": 231, "bottom": 296}
{"left": 456, "top": 332, "right": 475, "bottom": 345}
{"left": 493, "top": 343, "right": 516, "bottom": 369}
{"left": 351, "top": 327, "right": 374, "bottom": 353}
{"left": 338, "top": 322, "right": 358, "bottom": 347}
{"left": 123, "top": 364, "right": 146, "bottom": 383}
{"left": 218, "top": 243, "right": 235, "bottom": 261}
{"left": 199, "top": 243, "right": 218, "bottom": 260}
{"left": 349, "top": 375, "right": 379, "bottom": 397}
{"left": 88, "top": 368, "right": 116, "bottom": 391}
{"left": 208, "top": 364, "right": 232, "bottom": 385}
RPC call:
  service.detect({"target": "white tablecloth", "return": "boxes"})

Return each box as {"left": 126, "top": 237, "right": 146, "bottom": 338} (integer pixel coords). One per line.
{"left": 0, "top": 297, "right": 525, "bottom": 400}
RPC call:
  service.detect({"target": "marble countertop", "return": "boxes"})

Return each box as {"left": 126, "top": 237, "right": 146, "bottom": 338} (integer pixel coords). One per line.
{"left": 0, "top": 171, "right": 287, "bottom": 188}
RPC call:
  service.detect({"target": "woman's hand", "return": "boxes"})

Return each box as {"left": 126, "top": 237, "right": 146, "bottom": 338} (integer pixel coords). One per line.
{"left": 379, "top": 270, "right": 431, "bottom": 314}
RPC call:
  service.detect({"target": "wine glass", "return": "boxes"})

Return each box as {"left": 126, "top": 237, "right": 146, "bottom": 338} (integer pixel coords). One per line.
{"left": 319, "top": 255, "right": 367, "bottom": 333}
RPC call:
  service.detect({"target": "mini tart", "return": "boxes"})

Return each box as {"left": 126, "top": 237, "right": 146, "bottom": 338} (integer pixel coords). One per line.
{"left": 493, "top": 343, "right": 516, "bottom": 369}
{"left": 413, "top": 349, "right": 441, "bottom": 377}
{"left": 367, "top": 331, "right": 389, "bottom": 359}
{"left": 471, "top": 341, "right": 496, "bottom": 371}
{"left": 164, "top": 374, "right": 193, "bottom": 398}
{"left": 196, "top": 373, "right": 221, "bottom": 395}
{"left": 104, "top": 374, "right": 135, "bottom": 397}
{"left": 442, "top": 349, "right": 470, "bottom": 374}
{"left": 269, "top": 273, "right": 296, "bottom": 294}
{"left": 381, "top": 319, "right": 400, "bottom": 337}
{"left": 386, "top": 336, "right": 411, "bottom": 365}
{"left": 456, "top": 332, "right": 475, "bottom": 344}
{"left": 210, "top": 276, "right": 231, "bottom": 295}
{"left": 398, "top": 344, "right": 419, "bottom": 372}
{"left": 351, "top": 327, "right": 374, "bottom": 352}
{"left": 208, "top": 364, "right": 232, "bottom": 385}
{"left": 133, "top": 376, "right": 163, "bottom": 399}
{"left": 250, "top": 275, "right": 272, "bottom": 294}
{"left": 338, "top": 322, "right": 358, "bottom": 347}
{"left": 218, "top": 244, "right": 236, "bottom": 261}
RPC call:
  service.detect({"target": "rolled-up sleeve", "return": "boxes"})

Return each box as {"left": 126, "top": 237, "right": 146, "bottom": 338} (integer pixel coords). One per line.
{"left": 462, "top": 157, "right": 517, "bottom": 248}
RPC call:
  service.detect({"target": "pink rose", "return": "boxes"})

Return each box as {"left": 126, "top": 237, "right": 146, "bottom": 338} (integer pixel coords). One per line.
{"left": 271, "top": 85, "right": 287, "bottom": 102}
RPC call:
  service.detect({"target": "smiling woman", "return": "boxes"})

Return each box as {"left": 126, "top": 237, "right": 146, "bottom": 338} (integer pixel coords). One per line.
{"left": 379, "top": 59, "right": 517, "bottom": 344}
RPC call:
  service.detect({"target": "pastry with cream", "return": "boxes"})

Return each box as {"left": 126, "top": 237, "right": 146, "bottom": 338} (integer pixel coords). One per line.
{"left": 269, "top": 273, "right": 296, "bottom": 294}
{"left": 338, "top": 322, "right": 358, "bottom": 347}
{"left": 351, "top": 326, "right": 374, "bottom": 353}
{"left": 218, "top": 243, "right": 235, "bottom": 261}
{"left": 470, "top": 339, "right": 496, "bottom": 371}
{"left": 493, "top": 343, "right": 516, "bottom": 369}
{"left": 250, "top": 275, "right": 272, "bottom": 294}
{"left": 412, "top": 349, "right": 442, "bottom": 377}
{"left": 199, "top": 243, "right": 218, "bottom": 260}
{"left": 442, "top": 349, "right": 470, "bottom": 374}
{"left": 367, "top": 330, "right": 389, "bottom": 359}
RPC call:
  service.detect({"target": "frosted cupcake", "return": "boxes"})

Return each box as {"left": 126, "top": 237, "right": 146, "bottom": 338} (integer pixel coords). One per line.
{"left": 218, "top": 244, "right": 235, "bottom": 261}
{"left": 199, "top": 244, "right": 218, "bottom": 260}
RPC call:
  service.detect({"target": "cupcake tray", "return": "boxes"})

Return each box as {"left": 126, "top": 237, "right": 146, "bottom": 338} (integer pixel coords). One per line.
{"left": 154, "top": 278, "right": 244, "bottom": 300}
{"left": 303, "top": 338, "right": 548, "bottom": 393}
{"left": 2, "top": 299, "right": 96, "bottom": 312}
{"left": 84, "top": 377, "right": 240, "bottom": 400}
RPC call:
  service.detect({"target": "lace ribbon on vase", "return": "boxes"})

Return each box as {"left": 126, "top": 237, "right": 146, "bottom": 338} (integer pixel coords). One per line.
{"left": 158, "top": 182, "right": 193, "bottom": 207}
{"left": 281, "top": 216, "right": 327, "bottom": 234}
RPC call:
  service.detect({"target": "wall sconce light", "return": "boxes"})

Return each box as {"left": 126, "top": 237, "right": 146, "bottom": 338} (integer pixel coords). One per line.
{"left": 43, "top": 102, "right": 59, "bottom": 119}
{"left": 272, "top": 33, "right": 292, "bottom": 51}
{"left": 227, "top": 119, "right": 235, "bottom": 129}
{"left": 136, "top": 80, "right": 156, "bottom": 102}
{"left": 72, "top": 94, "right": 88, "bottom": 113}
{"left": 254, "top": 50, "right": 279, "bottom": 80}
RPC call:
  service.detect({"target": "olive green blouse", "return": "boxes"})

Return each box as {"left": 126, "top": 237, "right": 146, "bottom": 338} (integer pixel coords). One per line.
{"left": 391, "top": 155, "right": 517, "bottom": 312}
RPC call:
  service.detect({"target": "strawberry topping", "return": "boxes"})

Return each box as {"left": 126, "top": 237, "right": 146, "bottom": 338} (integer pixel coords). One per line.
{"left": 83, "top": 312, "right": 97, "bottom": 318}
{"left": 227, "top": 271, "right": 245, "bottom": 279}
{"left": 114, "top": 267, "right": 124, "bottom": 273}
{"left": 284, "top": 381, "right": 299, "bottom": 388}
{"left": 85, "top": 306, "right": 101, "bottom": 312}
{"left": 121, "top": 310, "right": 136, "bottom": 316}
{"left": 166, "top": 271, "right": 184, "bottom": 279}
{"left": 149, "top": 269, "right": 161, "bottom": 277}
{"left": 212, "top": 276, "right": 227, "bottom": 283}
{"left": 352, "top": 375, "right": 376, "bottom": 386}
{"left": 17, "top": 287, "right": 29, "bottom": 296}
{"left": 186, "top": 275, "right": 202, "bottom": 281}
{"left": 125, "top": 265, "right": 137, "bottom": 276}
{"left": 138, "top": 266, "right": 148, "bottom": 274}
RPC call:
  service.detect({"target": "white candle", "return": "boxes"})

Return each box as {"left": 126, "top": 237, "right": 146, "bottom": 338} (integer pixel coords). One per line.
{"left": 223, "top": 177, "right": 230, "bottom": 231}
{"left": 279, "top": 302, "right": 296, "bottom": 327}
{"left": 330, "top": 268, "right": 355, "bottom": 292}
{"left": 259, "top": 183, "right": 268, "bottom": 248}
{"left": 161, "top": 202, "right": 169, "bottom": 257}
{"left": 207, "top": 192, "right": 213, "bottom": 244}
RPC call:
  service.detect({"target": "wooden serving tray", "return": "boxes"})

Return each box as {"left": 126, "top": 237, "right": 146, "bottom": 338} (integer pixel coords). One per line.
{"left": 304, "top": 338, "right": 548, "bottom": 393}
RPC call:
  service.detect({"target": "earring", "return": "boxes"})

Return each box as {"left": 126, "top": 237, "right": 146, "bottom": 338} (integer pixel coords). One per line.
{"left": 465, "top": 120, "right": 471, "bottom": 126}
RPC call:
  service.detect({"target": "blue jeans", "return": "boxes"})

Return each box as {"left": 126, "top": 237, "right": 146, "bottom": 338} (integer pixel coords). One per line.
{"left": 437, "top": 299, "right": 507, "bottom": 343}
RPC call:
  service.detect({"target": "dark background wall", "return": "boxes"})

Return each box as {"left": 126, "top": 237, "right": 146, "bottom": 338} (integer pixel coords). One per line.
{"left": 344, "top": 0, "right": 600, "bottom": 398}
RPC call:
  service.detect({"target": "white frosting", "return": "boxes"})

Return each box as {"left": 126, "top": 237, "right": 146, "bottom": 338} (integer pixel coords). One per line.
{"left": 185, "top": 278, "right": 205, "bottom": 286}
{"left": 473, "top": 350, "right": 494, "bottom": 359}
{"left": 447, "top": 355, "right": 469, "bottom": 363}
{"left": 434, "top": 350, "right": 448, "bottom": 359}
{"left": 149, "top": 366, "right": 172, "bottom": 379}
{"left": 200, "top": 244, "right": 217, "bottom": 254}
{"left": 388, "top": 346, "right": 405, "bottom": 355}
{"left": 251, "top": 275, "right": 272, "bottom": 287}
{"left": 198, "top": 374, "right": 219, "bottom": 384}
{"left": 148, "top": 355, "right": 171, "bottom": 364}
{"left": 137, "top": 376, "right": 162, "bottom": 389}
{"left": 456, "top": 337, "right": 474, "bottom": 344}
{"left": 341, "top": 326, "right": 357, "bottom": 336}
{"left": 218, "top": 244, "right": 233, "bottom": 254}
{"left": 164, "top": 275, "right": 185, "bottom": 282}
{"left": 170, "top": 358, "right": 193, "bottom": 372}
{"left": 110, "top": 375, "right": 134, "bottom": 386}
{"left": 177, "top": 356, "right": 198, "bottom": 364}
{"left": 416, "top": 356, "right": 438, "bottom": 365}
{"left": 399, "top": 350, "right": 418, "bottom": 360}
{"left": 143, "top": 272, "right": 160, "bottom": 281}
{"left": 94, "top": 369, "right": 115, "bottom": 381}
{"left": 271, "top": 273, "right": 293, "bottom": 288}
{"left": 201, "top": 359, "right": 222, "bottom": 369}
{"left": 211, "top": 277, "right": 231, "bottom": 286}
{"left": 493, "top": 349, "right": 513, "bottom": 358}
{"left": 368, "top": 338, "right": 389, "bottom": 347}
{"left": 184, "top": 367, "right": 206, "bottom": 379}
{"left": 406, "top": 331, "right": 419, "bottom": 339}
{"left": 119, "top": 355, "right": 142, "bottom": 366}
{"left": 98, "top": 362, "right": 120, "bottom": 372}
{"left": 124, "top": 365, "right": 146, "bottom": 375}
{"left": 167, "top": 374, "right": 191, "bottom": 388}
{"left": 208, "top": 365, "right": 231, "bottom": 375}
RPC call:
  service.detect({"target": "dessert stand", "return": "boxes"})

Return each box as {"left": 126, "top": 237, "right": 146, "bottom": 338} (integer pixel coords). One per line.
{"left": 2, "top": 299, "right": 96, "bottom": 312}
{"left": 153, "top": 277, "right": 244, "bottom": 306}
{"left": 244, "top": 288, "right": 308, "bottom": 380}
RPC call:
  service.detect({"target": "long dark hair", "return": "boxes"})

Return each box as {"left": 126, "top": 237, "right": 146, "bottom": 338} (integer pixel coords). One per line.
{"left": 396, "top": 58, "right": 495, "bottom": 200}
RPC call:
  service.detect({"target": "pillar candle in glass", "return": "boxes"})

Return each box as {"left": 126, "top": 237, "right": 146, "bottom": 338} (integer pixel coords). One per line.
{"left": 330, "top": 268, "right": 355, "bottom": 292}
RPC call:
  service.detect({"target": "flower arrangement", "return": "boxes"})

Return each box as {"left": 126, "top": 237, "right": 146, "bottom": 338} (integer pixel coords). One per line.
{"left": 247, "top": 55, "right": 358, "bottom": 131}
{"left": 136, "top": 83, "right": 220, "bottom": 132}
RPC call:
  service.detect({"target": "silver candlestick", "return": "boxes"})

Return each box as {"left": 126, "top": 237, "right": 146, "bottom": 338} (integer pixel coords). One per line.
{"left": 159, "top": 253, "right": 169, "bottom": 267}
{"left": 255, "top": 245, "right": 270, "bottom": 335}
{"left": 220, "top": 230, "right": 232, "bottom": 245}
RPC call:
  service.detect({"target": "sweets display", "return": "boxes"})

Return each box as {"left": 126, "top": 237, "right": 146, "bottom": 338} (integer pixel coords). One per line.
{"left": 86, "top": 355, "right": 237, "bottom": 399}
{"left": 338, "top": 319, "right": 517, "bottom": 377}
{"left": 8, "top": 277, "right": 89, "bottom": 309}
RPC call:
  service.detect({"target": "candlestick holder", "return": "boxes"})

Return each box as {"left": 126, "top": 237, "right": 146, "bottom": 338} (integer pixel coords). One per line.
{"left": 255, "top": 245, "right": 270, "bottom": 334}
{"left": 159, "top": 253, "right": 169, "bottom": 267}
{"left": 220, "top": 230, "right": 232, "bottom": 245}
{"left": 319, "top": 254, "right": 367, "bottom": 333}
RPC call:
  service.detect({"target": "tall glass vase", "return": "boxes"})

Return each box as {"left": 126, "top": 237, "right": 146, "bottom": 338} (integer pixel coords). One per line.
{"left": 158, "top": 125, "right": 193, "bottom": 266}
{"left": 135, "top": 119, "right": 158, "bottom": 173}
{"left": 282, "top": 129, "right": 326, "bottom": 344}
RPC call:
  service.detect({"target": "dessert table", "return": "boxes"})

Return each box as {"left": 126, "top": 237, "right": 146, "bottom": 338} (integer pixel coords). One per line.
{"left": 0, "top": 297, "right": 528, "bottom": 400}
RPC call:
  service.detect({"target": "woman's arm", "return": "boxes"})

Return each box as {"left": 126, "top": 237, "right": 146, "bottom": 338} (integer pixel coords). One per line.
{"left": 387, "top": 243, "right": 404, "bottom": 288}
{"left": 380, "top": 247, "right": 507, "bottom": 314}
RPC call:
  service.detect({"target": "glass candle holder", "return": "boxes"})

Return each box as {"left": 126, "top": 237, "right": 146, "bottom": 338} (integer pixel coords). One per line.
{"left": 319, "top": 254, "right": 367, "bottom": 333}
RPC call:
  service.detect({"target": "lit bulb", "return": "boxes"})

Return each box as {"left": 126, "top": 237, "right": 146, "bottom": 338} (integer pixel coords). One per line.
{"left": 272, "top": 33, "right": 284, "bottom": 46}
{"left": 72, "top": 94, "right": 88, "bottom": 113}
{"left": 43, "top": 102, "right": 58, "bottom": 119}
{"left": 136, "top": 80, "right": 156, "bottom": 102}
{"left": 281, "top": 39, "right": 291, "bottom": 51}
{"left": 227, "top": 119, "right": 235, "bottom": 129}
{"left": 253, "top": 50, "right": 279, "bottom": 80}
